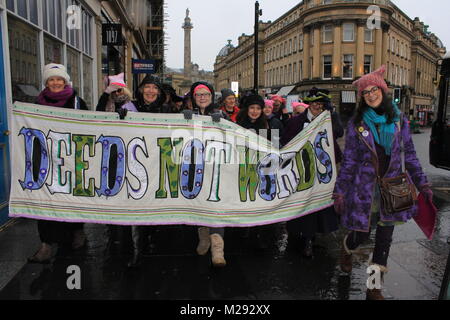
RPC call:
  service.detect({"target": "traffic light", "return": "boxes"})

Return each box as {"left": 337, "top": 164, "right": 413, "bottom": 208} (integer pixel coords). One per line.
{"left": 393, "top": 88, "right": 401, "bottom": 104}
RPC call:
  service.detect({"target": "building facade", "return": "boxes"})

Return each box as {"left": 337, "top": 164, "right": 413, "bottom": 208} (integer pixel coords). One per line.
{"left": 214, "top": 0, "right": 446, "bottom": 118}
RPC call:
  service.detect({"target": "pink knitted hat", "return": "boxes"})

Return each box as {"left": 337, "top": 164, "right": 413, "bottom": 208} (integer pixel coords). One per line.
{"left": 292, "top": 102, "right": 309, "bottom": 109}
{"left": 352, "top": 65, "right": 388, "bottom": 96}
{"left": 264, "top": 99, "right": 274, "bottom": 107}
{"left": 108, "top": 73, "right": 126, "bottom": 87}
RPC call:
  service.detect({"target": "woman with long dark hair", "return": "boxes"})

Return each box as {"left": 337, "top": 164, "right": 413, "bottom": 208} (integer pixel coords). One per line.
{"left": 237, "top": 94, "right": 279, "bottom": 249}
{"left": 333, "top": 65, "right": 432, "bottom": 299}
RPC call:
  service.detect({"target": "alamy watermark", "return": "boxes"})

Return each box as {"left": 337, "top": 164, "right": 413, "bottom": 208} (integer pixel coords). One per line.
{"left": 66, "top": 265, "right": 81, "bottom": 290}
{"left": 366, "top": 265, "right": 382, "bottom": 290}
{"left": 67, "top": 5, "right": 82, "bottom": 30}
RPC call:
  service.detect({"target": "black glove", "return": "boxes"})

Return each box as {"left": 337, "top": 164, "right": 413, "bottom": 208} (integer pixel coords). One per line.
{"left": 117, "top": 108, "right": 128, "bottom": 120}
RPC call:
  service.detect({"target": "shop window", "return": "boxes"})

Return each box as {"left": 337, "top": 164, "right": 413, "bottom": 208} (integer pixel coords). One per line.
{"left": 17, "top": 0, "right": 27, "bottom": 19}
{"left": 82, "top": 55, "right": 93, "bottom": 108}
{"left": 44, "top": 35, "right": 63, "bottom": 65}
{"left": 67, "top": 47, "right": 81, "bottom": 94}
{"left": 8, "top": 17, "right": 41, "bottom": 103}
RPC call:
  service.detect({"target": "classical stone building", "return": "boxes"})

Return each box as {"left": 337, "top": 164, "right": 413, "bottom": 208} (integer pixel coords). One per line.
{"left": 214, "top": 0, "right": 446, "bottom": 119}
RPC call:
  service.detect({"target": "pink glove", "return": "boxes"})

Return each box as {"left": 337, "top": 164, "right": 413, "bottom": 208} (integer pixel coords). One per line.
{"left": 332, "top": 194, "right": 345, "bottom": 215}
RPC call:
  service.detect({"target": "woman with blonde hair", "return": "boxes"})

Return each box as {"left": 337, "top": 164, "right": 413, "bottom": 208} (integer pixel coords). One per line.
{"left": 96, "top": 73, "right": 137, "bottom": 118}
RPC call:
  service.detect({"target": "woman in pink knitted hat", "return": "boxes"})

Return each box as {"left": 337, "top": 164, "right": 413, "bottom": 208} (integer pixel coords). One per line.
{"left": 96, "top": 73, "right": 137, "bottom": 119}
{"left": 333, "top": 65, "right": 432, "bottom": 300}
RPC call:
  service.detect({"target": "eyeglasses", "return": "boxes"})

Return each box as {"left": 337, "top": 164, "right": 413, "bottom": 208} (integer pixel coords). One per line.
{"left": 194, "top": 93, "right": 211, "bottom": 98}
{"left": 310, "top": 102, "right": 323, "bottom": 108}
{"left": 362, "top": 86, "right": 379, "bottom": 97}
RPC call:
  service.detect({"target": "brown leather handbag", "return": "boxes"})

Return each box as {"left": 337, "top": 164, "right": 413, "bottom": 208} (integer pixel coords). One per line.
{"left": 368, "top": 118, "right": 417, "bottom": 214}
{"left": 379, "top": 173, "right": 417, "bottom": 214}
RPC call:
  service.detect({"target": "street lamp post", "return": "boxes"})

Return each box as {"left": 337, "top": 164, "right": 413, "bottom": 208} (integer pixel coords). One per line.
{"left": 254, "top": 1, "right": 262, "bottom": 93}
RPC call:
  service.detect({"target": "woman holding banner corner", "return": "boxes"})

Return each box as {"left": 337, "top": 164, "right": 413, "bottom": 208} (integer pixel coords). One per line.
{"left": 29, "top": 63, "right": 88, "bottom": 263}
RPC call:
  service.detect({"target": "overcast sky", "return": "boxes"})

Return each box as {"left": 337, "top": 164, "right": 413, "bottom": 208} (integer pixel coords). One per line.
{"left": 165, "top": 0, "right": 449, "bottom": 71}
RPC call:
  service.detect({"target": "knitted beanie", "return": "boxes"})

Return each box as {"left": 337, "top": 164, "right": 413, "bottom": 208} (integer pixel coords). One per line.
{"left": 353, "top": 65, "right": 388, "bottom": 96}
{"left": 43, "top": 63, "right": 71, "bottom": 86}
{"left": 264, "top": 99, "right": 274, "bottom": 108}
{"left": 108, "top": 72, "right": 126, "bottom": 87}
{"left": 221, "top": 88, "right": 235, "bottom": 100}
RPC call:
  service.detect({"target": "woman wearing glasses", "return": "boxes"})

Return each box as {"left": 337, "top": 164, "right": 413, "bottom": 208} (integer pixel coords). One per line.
{"left": 280, "top": 87, "right": 343, "bottom": 259}
{"left": 333, "top": 65, "right": 432, "bottom": 299}
{"left": 189, "top": 82, "right": 229, "bottom": 267}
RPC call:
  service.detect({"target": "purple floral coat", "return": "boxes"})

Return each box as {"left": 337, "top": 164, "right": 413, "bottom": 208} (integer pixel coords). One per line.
{"left": 334, "top": 114, "right": 429, "bottom": 232}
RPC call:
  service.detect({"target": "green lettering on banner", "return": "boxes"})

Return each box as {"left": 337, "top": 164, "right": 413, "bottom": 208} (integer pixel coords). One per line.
{"left": 237, "top": 145, "right": 261, "bottom": 202}
{"left": 295, "top": 141, "right": 316, "bottom": 191}
{"left": 156, "top": 137, "right": 183, "bottom": 198}
{"left": 72, "top": 135, "right": 96, "bottom": 197}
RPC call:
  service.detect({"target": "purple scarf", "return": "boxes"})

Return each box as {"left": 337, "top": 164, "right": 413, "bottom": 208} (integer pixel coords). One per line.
{"left": 36, "top": 86, "right": 74, "bottom": 107}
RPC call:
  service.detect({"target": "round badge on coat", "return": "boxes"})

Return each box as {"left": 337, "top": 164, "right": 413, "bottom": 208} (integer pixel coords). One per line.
{"left": 362, "top": 130, "right": 370, "bottom": 137}
{"left": 358, "top": 126, "right": 364, "bottom": 133}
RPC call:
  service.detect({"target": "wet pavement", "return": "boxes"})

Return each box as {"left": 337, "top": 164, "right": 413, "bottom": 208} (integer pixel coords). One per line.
{"left": 0, "top": 128, "right": 449, "bottom": 300}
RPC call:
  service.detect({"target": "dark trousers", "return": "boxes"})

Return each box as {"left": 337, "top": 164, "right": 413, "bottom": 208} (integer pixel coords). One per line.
{"left": 346, "top": 225, "right": 395, "bottom": 267}
{"left": 38, "top": 220, "right": 84, "bottom": 245}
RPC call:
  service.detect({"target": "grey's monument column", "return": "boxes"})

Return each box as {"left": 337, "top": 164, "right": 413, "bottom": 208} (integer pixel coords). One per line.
{"left": 182, "top": 8, "right": 193, "bottom": 79}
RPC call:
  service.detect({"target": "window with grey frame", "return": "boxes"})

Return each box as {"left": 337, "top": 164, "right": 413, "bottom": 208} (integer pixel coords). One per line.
{"left": 343, "top": 54, "right": 353, "bottom": 79}
{"left": 323, "top": 55, "right": 332, "bottom": 79}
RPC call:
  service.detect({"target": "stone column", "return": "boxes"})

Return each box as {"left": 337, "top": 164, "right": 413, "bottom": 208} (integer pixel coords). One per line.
{"left": 303, "top": 26, "right": 311, "bottom": 80}
{"left": 356, "top": 19, "right": 365, "bottom": 78}
{"left": 332, "top": 21, "right": 342, "bottom": 78}
{"left": 382, "top": 23, "right": 391, "bottom": 69}
{"left": 374, "top": 28, "right": 383, "bottom": 69}
{"left": 312, "top": 24, "right": 321, "bottom": 79}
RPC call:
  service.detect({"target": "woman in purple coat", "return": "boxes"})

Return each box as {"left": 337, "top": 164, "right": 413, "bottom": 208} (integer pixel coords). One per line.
{"left": 333, "top": 65, "right": 433, "bottom": 300}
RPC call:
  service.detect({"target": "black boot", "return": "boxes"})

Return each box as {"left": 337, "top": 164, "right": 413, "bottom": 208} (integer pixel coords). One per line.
{"left": 300, "top": 237, "right": 314, "bottom": 258}
{"left": 127, "top": 226, "right": 144, "bottom": 268}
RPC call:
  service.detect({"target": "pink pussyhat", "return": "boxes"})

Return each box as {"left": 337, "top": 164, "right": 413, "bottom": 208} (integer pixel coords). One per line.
{"left": 292, "top": 102, "right": 309, "bottom": 109}
{"left": 108, "top": 72, "right": 127, "bottom": 88}
{"left": 264, "top": 99, "right": 274, "bottom": 107}
{"left": 352, "top": 65, "right": 388, "bottom": 97}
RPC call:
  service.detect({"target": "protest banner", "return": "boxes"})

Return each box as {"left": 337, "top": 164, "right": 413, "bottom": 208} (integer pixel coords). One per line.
{"left": 9, "top": 102, "right": 336, "bottom": 227}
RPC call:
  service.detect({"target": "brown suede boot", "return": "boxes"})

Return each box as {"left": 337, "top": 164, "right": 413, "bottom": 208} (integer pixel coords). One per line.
{"left": 210, "top": 233, "right": 226, "bottom": 267}
{"left": 340, "top": 234, "right": 353, "bottom": 273}
{"left": 366, "top": 288, "right": 385, "bottom": 300}
{"left": 196, "top": 227, "right": 211, "bottom": 256}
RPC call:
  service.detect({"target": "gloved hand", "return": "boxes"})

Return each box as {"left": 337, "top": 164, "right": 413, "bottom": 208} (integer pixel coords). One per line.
{"left": 105, "top": 84, "right": 121, "bottom": 95}
{"left": 420, "top": 186, "right": 433, "bottom": 201}
{"left": 332, "top": 193, "right": 345, "bottom": 215}
{"left": 117, "top": 107, "right": 128, "bottom": 120}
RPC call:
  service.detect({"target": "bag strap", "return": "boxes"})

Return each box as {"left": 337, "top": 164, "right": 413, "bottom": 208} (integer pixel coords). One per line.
{"left": 397, "top": 114, "right": 404, "bottom": 172}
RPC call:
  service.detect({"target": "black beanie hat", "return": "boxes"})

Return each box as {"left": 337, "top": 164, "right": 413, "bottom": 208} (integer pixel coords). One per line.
{"left": 242, "top": 94, "right": 265, "bottom": 110}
